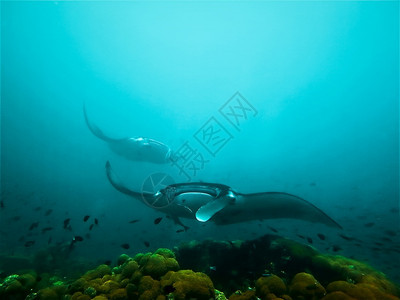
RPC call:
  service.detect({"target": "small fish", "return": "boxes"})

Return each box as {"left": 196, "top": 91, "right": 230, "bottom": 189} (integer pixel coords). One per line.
{"left": 364, "top": 222, "right": 375, "bottom": 228}
{"left": 34, "top": 206, "right": 42, "bottom": 211}
{"left": 73, "top": 236, "right": 84, "bottom": 242}
{"left": 209, "top": 266, "right": 217, "bottom": 271}
{"left": 89, "top": 224, "right": 94, "bottom": 231}
{"left": 144, "top": 241, "right": 150, "bottom": 247}
{"left": 63, "top": 218, "right": 71, "bottom": 229}
{"left": 317, "top": 233, "right": 326, "bottom": 241}
{"left": 332, "top": 245, "right": 342, "bottom": 252}
{"left": 121, "top": 243, "right": 130, "bottom": 249}
{"left": 44, "top": 209, "right": 53, "bottom": 216}
{"left": 307, "top": 237, "right": 313, "bottom": 244}
{"left": 268, "top": 226, "right": 278, "bottom": 233}
{"left": 309, "top": 182, "right": 316, "bottom": 187}
{"left": 0, "top": 200, "right": 4, "bottom": 208}
{"left": 129, "top": 219, "right": 140, "bottom": 224}
{"left": 381, "top": 237, "right": 392, "bottom": 242}
{"left": 12, "top": 216, "right": 21, "bottom": 221}
{"left": 176, "top": 229, "right": 184, "bottom": 233}
{"left": 41, "top": 227, "right": 53, "bottom": 233}
{"left": 339, "top": 234, "right": 355, "bottom": 241}
{"left": 296, "top": 234, "right": 305, "bottom": 239}
{"left": 104, "top": 260, "right": 112, "bottom": 266}
{"left": 154, "top": 217, "right": 163, "bottom": 225}
{"left": 29, "top": 222, "right": 39, "bottom": 230}
{"left": 25, "top": 241, "right": 35, "bottom": 247}
{"left": 94, "top": 218, "right": 98, "bottom": 225}
{"left": 384, "top": 230, "right": 397, "bottom": 237}
{"left": 389, "top": 207, "right": 399, "bottom": 213}
{"left": 83, "top": 215, "right": 90, "bottom": 222}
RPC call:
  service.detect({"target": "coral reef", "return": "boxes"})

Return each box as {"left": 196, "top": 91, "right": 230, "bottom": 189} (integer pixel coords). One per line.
{"left": 0, "top": 235, "right": 399, "bottom": 300}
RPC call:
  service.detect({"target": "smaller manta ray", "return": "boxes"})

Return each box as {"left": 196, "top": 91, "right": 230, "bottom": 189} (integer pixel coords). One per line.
{"left": 105, "top": 162, "right": 342, "bottom": 230}
{"left": 84, "top": 105, "right": 172, "bottom": 164}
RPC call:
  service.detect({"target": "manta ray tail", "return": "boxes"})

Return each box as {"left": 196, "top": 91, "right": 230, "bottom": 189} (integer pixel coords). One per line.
{"left": 232, "top": 192, "right": 343, "bottom": 229}
{"left": 83, "top": 104, "right": 118, "bottom": 143}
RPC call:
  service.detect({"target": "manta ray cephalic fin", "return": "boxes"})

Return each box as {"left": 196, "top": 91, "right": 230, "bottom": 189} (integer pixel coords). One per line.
{"left": 195, "top": 192, "right": 234, "bottom": 222}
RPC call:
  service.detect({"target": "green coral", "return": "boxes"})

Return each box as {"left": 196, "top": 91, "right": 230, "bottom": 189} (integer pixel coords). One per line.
{"left": 137, "top": 253, "right": 179, "bottom": 279}
{"left": 83, "top": 264, "right": 111, "bottom": 281}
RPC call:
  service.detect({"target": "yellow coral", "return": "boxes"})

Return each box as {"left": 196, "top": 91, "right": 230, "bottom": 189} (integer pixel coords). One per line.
{"left": 141, "top": 254, "right": 179, "bottom": 279}
{"left": 228, "top": 290, "right": 257, "bottom": 299}
{"left": 83, "top": 265, "right": 112, "bottom": 281}
{"left": 161, "top": 270, "right": 214, "bottom": 300}
{"left": 92, "top": 296, "right": 108, "bottom": 300}
{"left": 256, "top": 275, "right": 287, "bottom": 298}
{"left": 321, "top": 291, "right": 355, "bottom": 300}
{"left": 38, "top": 287, "right": 59, "bottom": 300}
{"left": 109, "top": 288, "right": 128, "bottom": 300}
{"left": 289, "top": 272, "right": 326, "bottom": 300}
{"left": 326, "top": 281, "right": 400, "bottom": 300}
{"left": 138, "top": 275, "right": 161, "bottom": 298}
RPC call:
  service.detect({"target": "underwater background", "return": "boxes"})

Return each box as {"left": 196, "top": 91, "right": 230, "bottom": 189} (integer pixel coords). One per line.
{"left": 1, "top": 0, "right": 399, "bottom": 295}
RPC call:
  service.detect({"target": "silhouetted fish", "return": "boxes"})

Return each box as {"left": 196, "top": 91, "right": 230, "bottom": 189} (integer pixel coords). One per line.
{"left": 73, "top": 236, "right": 84, "bottom": 242}
{"left": 339, "top": 234, "right": 355, "bottom": 241}
{"left": 154, "top": 217, "right": 162, "bottom": 225}
{"left": 89, "top": 224, "right": 94, "bottom": 231}
{"left": 144, "top": 241, "right": 150, "bottom": 247}
{"left": 268, "top": 226, "right": 278, "bottom": 233}
{"left": 41, "top": 227, "right": 53, "bottom": 233}
{"left": 83, "top": 215, "right": 90, "bottom": 222}
{"left": 94, "top": 218, "right": 99, "bottom": 225}
{"left": 44, "top": 209, "right": 53, "bottom": 216}
{"left": 129, "top": 219, "right": 140, "bottom": 224}
{"left": 104, "top": 260, "right": 112, "bottom": 266}
{"left": 384, "top": 230, "right": 397, "bottom": 237}
{"left": 364, "top": 222, "right": 375, "bottom": 228}
{"left": 121, "top": 243, "right": 130, "bottom": 249}
{"left": 34, "top": 207, "right": 42, "bottom": 211}
{"left": 0, "top": 200, "right": 4, "bottom": 208}
{"left": 63, "top": 218, "right": 71, "bottom": 229}
{"left": 332, "top": 245, "right": 342, "bottom": 252}
{"left": 307, "top": 237, "right": 313, "bottom": 244}
{"left": 317, "top": 233, "right": 326, "bottom": 240}
{"left": 176, "top": 229, "right": 184, "bottom": 233}
{"left": 29, "top": 222, "right": 39, "bottom": 230}
{"left": 296, "top": 234, "right": 305, "bottom": 239}
{"left": 25, "top": 241, "right": 35, "bottom": 247}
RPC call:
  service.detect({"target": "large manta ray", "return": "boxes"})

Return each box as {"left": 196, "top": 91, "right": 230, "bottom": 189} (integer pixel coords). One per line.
{"left": 105, "top": 162, "right": 342, "bottom": 230}
{"left": 84, "top": 105, "right": 172, "bottom": 164}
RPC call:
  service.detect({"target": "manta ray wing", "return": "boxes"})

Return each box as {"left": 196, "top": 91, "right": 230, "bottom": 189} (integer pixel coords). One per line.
{"left": 212, "top": 192, "right": 342, "bottom": 229}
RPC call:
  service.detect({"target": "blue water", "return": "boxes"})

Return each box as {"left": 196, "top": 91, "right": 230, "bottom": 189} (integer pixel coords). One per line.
{"left": 1, "top": 1, "right": 399, "bottom": 282}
